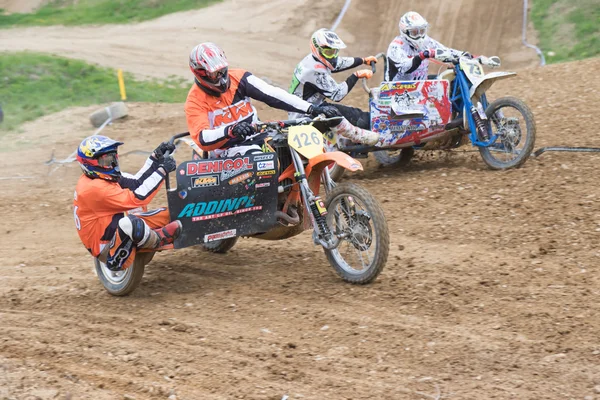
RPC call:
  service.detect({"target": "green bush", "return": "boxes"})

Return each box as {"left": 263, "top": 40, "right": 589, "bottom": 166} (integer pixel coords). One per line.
{"left": 0, "top": 52, "right": 190, "bottom": 131}
{"left": 531, "top": 0, "right": 600, "bottom": 63}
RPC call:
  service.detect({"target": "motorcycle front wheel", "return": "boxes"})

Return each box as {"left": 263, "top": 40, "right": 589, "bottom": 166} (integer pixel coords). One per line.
{"left": 479, "top": 96, "right": 536, "bottom": 169}
{"left": 324, "top": 182, "right": 389, "bottom": 283}
{"left": 94, "top": 252, "right": 153, "bottom": 296}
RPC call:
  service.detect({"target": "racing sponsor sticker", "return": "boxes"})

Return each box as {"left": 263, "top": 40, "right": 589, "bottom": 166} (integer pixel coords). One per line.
{"left": 191, "top": 175, "right": 219, "bottom": 188}
{"left": 228, "top": 171, "right": 253, "bottom": 185}
{"left": 256, "top": 169, "right": 276, "bottom": 176}
{"left": 204, "top": 229, "right": 237, "bottom": 242}
{"left": 257, "top": 160, "right": 274, "bottom": 171}
{"left": 253, "top": 154, "right": 275, "bottom": 161}
{"left": 255, "top": 182, "right": 270, "bottom": 188}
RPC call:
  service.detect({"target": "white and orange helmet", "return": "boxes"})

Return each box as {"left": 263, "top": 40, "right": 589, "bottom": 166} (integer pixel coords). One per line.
{"left": 399, "top": 11, "right": 429, "bottom": 49}
{"left": 310, "top": 28, "right": 347, "bottom": 70}
{"left": 189, "top": 42, "right": 230, "bottom": 94}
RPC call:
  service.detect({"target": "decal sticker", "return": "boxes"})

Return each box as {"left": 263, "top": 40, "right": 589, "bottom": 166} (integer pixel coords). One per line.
{"left": 256, "top": 182, "right": 270, "bottom": 188}
{"left": 204, "top": 229, "right": 237, "bottom": 242}
{"left": 256, "top": 170, "right": 276, "bottom": 176}
{"left": 228, "top": 171, "right": 253, "bottom": 185}
{"left": 178, "top": 196, "right": 263, "bottom": 221}
{"left": 191, "top": 175, "right": 219, "bottom": 188}
{"left": 253, "top": 154, "right": 275, "bottom": 161}
{"left": 257, "top": 161, "right": 274, "bottom": 171}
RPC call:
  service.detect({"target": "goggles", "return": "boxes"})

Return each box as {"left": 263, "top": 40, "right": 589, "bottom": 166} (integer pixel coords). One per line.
{"left": 320, "top": 47, "right": 339, "bottom": 59}
{"left": 97, "top": 152, "right": 118, "bottom": 168}
{"left": 406, "top": 27, "right": 426, "bottom": 39}
{"left": 196, "top": 67, "right": 228, "bottom": 83}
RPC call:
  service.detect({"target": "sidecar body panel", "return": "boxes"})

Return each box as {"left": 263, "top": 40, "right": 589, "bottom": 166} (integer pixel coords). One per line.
{"left": 167, "top": 153, "right": 280, "bottom": 249}
{"left": 370, "top": 80, "right": 452, "bottom": 147}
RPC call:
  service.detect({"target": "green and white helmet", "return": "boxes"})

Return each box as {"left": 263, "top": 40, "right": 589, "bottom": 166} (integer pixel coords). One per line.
{"left": 310, "top": 28, "right": 347, "bottom": 70}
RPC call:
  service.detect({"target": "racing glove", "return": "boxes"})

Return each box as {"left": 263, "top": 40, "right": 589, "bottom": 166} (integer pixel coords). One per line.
{"left": 363, "top": 56, "right": 378, "bottom": 65}
{"left": 309, "top": 104, "right": 341, "bottom": 119}
{"left": 478, "top": 55, "right": 501, "bottom": 67}
{"left": 227, "top": 121, "right": 254, "bottom": 140}
{"left": 354, "top": 69, "right": 374, "bottom": 79}
{"left": 419, "top": 48, "right": 436, "bottom": 60}
{"left": 153, "top": 141, "right": 176, "bottom": 159}
{"left": 159, "top": 155, "right": 177, "bottom": 174}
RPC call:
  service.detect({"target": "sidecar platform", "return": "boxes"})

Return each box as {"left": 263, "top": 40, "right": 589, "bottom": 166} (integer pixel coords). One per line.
{"left": 166, "top": 153, "right": 280, "bottom": 249}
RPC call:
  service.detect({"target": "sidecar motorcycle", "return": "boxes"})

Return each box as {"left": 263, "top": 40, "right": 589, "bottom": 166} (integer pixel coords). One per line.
{"left": 94, "top": 117, "right": 390, "bottom": 296}
{"left": 325, "top": 52, "right": 536, "bottom": 180}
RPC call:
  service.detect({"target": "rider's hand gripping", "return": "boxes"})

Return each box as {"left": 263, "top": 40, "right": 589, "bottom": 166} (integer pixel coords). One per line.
{"left": 227, "top": 121, "right": 254, "bottom": 140}
{"left": 309, "top": 104, "right": 342, "bottom": 119}
{"left": 362, "top": 56, "right": 378, "bottom": 65}
{"left": 354, "top": 69, "right": 374, "bottom": 79}
{"left": 153, "top": 141, "right": 176, "bottom": 160}
{"left": 159, "top": 155, "right": 177, "bottom": 174}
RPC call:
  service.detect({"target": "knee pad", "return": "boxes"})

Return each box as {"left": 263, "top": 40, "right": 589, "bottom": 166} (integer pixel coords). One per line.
{"left": 118, "top": 215, "right": 150, "bottom": 245}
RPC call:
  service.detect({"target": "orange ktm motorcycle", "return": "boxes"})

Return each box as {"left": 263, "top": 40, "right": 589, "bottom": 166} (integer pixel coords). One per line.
{"left": 94, "top": 117, "right": 390, "bottom": 296}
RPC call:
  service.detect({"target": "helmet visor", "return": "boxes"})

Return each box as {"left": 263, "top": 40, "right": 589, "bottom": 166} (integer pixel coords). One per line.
{"left": 320, "top": 47, "right": 339, "bottom": 59}
{"left": 406, "top": 27, "right": 426, "bottom": 39}
{"left": 195, "top": 66, "right": 228, "bottom": 84}
{"left": 97, "top": 152, "right": 118, "bottom": 168}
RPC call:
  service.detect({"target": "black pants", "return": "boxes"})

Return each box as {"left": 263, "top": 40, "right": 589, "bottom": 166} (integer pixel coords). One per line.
{"left": 328, "top": 102, "right": 371, "bottom": 130}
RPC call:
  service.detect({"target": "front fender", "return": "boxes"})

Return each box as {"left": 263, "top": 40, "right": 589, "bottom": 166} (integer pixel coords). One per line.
{"left": 305, "top": 151, "right": 363, "bottom": 178}
{"left": 470, "top": 71, "right": 516, "bottom": 101}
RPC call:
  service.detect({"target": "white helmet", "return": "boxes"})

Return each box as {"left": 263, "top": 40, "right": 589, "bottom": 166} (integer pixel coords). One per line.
{"left": 399, "top": 11, "right": 429, "bottom": 49}
{"left": 310, "top": 28, "right": 347, "bottom": 70}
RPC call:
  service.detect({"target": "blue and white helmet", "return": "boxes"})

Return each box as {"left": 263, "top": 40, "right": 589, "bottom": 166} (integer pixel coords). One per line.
{"left": 76, "top": 135, "right": 124, "bottom": 181}
{"left": 399, "top": 11, "right": 429, "bottom": 49}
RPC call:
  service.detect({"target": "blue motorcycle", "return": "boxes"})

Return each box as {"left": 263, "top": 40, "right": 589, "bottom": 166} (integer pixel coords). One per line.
{"left": 326, "top": 52, "right": 536, "bottom": 177}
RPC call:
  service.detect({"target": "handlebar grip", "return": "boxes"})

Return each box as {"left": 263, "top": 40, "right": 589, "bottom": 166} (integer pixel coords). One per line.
{"left": 370, "top": 61, "right": 376, "bottom": 73}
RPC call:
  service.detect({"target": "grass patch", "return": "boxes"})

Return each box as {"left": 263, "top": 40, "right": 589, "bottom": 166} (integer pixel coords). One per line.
{"left": 0, "top": 52, "right": 190, "bottom": 131}
{"left": 0, "top": 0, "right": 221, "bottom": 27}
{"left": 530, "top": 0, "right": 600, "bottom": 63}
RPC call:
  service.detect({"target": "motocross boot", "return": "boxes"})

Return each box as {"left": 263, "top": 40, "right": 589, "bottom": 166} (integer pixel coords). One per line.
{"left": 140, "top": 220, "right": 183, "bottom": 249}
{"left": 330, "top": 118, "right": 379, "bottom": 146}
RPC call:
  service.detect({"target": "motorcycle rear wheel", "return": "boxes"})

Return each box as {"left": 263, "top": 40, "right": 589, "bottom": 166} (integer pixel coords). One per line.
{"left": 324, "top": 182, "right": 389, "bottom": 283}
{"left": 94, "top": 252, "right": 154, "bottom": 296}
{"left": 201, "top": 237, "right": 238, "bottom": 253}
{"left": 479, "top": 96, "right": 536, "bottom": 170}
{"left": 373, "top": 147, "right": 414, "bottom": 167}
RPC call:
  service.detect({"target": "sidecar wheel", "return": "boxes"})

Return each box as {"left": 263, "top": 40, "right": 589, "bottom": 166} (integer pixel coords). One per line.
{"left": 479, "top": 96, "right": 536, "bottom": 170}
{"left": 373, "top": 147, "right": 414, "bottom": 167}
{"left": 201, "top": 237, "right": 238, "bottom": 253}
{"left": 94, "top": 252, "right": 153, "bottom": 296}
{"left": 324, "top": 182, "right": 389, "bottom": 284}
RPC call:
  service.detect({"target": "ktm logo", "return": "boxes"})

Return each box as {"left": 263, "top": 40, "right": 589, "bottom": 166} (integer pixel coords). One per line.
{"left": 210, "top": 100, "right": 254, "bottom": 127}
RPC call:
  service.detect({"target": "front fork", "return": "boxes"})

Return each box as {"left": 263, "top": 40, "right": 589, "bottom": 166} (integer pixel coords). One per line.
{"left": 290, "top": 149, "right": 339, "bottom": 250}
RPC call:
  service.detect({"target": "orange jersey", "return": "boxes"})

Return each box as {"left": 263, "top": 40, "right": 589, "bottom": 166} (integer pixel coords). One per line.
{"left": 73, "top": 157, "right": 165, "bottom": 257}
{"left": 184, "top": 68, "right": 311, "bottom": 151}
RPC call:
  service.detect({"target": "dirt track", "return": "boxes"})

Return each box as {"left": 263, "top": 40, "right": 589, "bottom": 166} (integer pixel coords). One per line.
{"left": 2, "top": 1, "right": 600, "bottom": 399}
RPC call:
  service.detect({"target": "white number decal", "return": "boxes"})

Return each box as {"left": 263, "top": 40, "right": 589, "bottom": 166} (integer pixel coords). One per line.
{"left": 74, "top": 206, "right": 81, "bottom": 231}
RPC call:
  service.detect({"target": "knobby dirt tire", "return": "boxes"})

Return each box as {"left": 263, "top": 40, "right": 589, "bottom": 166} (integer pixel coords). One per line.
{"left": 324, "top": 182, "right": 389, "bottom": 284}
{"left": 373, "top": 147, "right": 414, "bottom": 167}
{"left": 94, "top": 252, "right": 153, "bottom": 296}
{"left": 201, "top": 237, "right": 238, "bottom": 253}
{"left": 479, "top": 96, "right": 536, "bottom": 170}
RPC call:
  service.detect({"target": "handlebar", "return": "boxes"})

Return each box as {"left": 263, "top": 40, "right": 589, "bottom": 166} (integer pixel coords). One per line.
{"left": 362, "top": 52, "right": 387, "bottom": 94}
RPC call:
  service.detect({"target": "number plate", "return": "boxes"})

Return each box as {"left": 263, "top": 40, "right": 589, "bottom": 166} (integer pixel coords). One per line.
{"left": 460, "top": 59, "right": 484, "bottom": 83}
{"left": 288, "top": 125, "right": 325, "bottom": 159}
